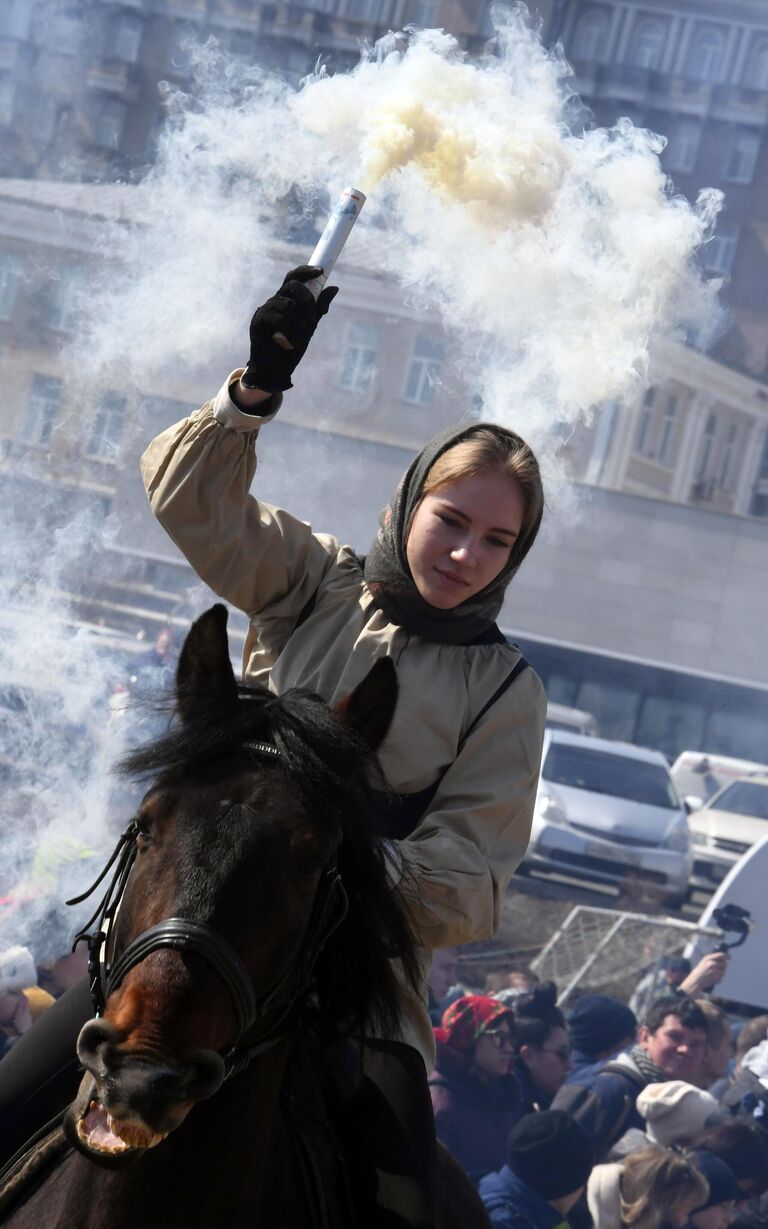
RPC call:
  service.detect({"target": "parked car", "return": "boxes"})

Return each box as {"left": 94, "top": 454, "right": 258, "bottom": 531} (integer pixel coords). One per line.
{"left": 670, "top": 751, "right": 768, "bottom": 807}
{"left": 688, "top": 775, "right": 768, "bottom": 888}
{"left": 545, "top": 703, "right": 598, "bottom": 737}
{"left": 524, "top": 731, "right": 692, "bottom": 905}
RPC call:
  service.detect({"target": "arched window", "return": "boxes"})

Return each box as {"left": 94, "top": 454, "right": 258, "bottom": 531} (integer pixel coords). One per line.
{"left": 685, "top": 27, "right": 725, "bottom": 82}
{"left": 743, "top": 39, "right": 768, "bottom": 91}
{"left": 629, "top": 18, "right": 666, "bottom": 70}
{"left": 572, "top": 8, "right": 610, "bottom": 63}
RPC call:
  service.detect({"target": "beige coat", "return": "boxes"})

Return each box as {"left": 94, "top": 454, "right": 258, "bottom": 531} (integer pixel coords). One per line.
{"left": 140, "top": 371, "right": 547, "bottom": 1065}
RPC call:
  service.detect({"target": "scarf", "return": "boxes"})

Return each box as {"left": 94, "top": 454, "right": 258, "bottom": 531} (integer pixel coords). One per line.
{"left": 630, "top": 1045, "right": 668, "bottom": 1085}
{"left": 363, "top": 422, "right": 542, "bottom": 645}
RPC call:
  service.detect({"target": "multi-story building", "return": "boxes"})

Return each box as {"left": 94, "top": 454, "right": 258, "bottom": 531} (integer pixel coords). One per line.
{"left": 0, "top": 0, "right": 502, "bottom": 184}
{"left": 546, "top": 0, "right": 768, "bottom": 386}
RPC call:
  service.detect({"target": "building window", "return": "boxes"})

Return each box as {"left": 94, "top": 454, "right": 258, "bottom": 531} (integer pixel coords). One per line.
{"left": 339, "top": 323, "right": 380, "bottom": 392}
{"left": 743, "top": 39, "right": 768, "bottom": 91}
{"left": 48, "top": 267, "right": 85, "bottom": 333}
{"left": 108, "top": 13, "right": 143, "bottom": 63}
{"left": 403, "top": 335, "right": 444, "bottom": 406}
{"left": 22, "top": 375, "right": 62, "bottom": 446}
{"left": 0, "top": 76, "right": 15, "bottom": 127}
{"left": 696, "top": 413, "right": 717, "bottom": 482}
{"left": 703, "top": 221, "right": 739, "bottom": 275}
{"left": 685, "top": 27, "right": 724, "bottom": 82}
{"left": 344, "top": 0, "right": 386, "bottom": 19}
{"left": 91, "top": 98, "right": 128, "bottom": 149}
{"left": 407, "top": 0, "right": 437, "bottom": 24}
{"left": 719, "top": 424, "right": 738, "bottom": 491}
{"left": 0, "top": 252, "right": 23, "bottom": 322}
{"left": 571, "top": 8, "right": 610, "bottom": 63}
{"left": 634, "top": 387, "right": 655, "bottom": 456}
{"left": 86, "top": 391, "right": 126, "bottom": 460}
{"left": 628, "top": 18, "right": 666, "bottom": 70}
{"left": 657, "top": 395, "right": 678, "bottom": 465}
{"left": 54, "top": 9, "right": 84, "bottom": 56}
{"left": 663, "top": 119, "right": 701, "bottom": 173}
{"left": 725, "top": 129, "right": 761, "bottom": 184}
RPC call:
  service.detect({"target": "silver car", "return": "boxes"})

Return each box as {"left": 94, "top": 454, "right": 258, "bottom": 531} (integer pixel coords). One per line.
{"left": 524, "top": 731, "right": 692, "bottom": 905}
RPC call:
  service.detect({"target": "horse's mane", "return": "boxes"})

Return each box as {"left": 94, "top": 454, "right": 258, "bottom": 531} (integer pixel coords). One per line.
{"left": 120, "top": 682, "right": 421, "bottom": 1040}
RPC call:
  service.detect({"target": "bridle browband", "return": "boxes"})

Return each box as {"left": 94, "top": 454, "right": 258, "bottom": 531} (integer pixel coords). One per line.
{"left": 67, "top": 740, "right": 349, "bottom": 1077}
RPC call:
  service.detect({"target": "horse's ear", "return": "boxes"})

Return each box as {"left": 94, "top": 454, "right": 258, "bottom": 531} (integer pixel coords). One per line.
{"left": 334, "top": 657, "right": 398, "bottom": 752}
{"left": 176, "top": 604, "right": 239, "bottom": 724}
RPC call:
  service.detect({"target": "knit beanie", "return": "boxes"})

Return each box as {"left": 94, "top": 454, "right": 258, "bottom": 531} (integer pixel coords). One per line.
{"left": 567, "top": 995, "right": 637, "bottom": 1059}
{"left": 0, "top": 946, "right": 36, "bottom": 997}
{"left": 691, "top": 1150, "right": 741, "bottom": 1210}
{"left": 507, "top": 1110, "right": 594, "bottom": 1200}
{"left": 637, "top": 1081, "right": 723, "bottom": 1146}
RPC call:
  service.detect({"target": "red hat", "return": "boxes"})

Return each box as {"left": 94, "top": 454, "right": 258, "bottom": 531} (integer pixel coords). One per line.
{"left": 438, "top": 995, "right": 514, "bottom": 1054}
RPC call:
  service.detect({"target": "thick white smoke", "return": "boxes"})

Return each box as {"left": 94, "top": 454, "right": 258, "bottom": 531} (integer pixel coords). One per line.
{"left": 78, "top": 3, "right": 723, "bottom": 464}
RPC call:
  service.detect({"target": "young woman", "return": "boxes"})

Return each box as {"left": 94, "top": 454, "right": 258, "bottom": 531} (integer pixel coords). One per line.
{"left": 0, "top": 268, "right": 547, "bottom": 1224}
{"left": 429, "top": 994, "right": 521, "bottom": 1183}
{"left": 511, "top": 982, "right": 573, "bottom": 1113}
{"left": 588, "top": 1145, "right": 709, "bottom": 1229}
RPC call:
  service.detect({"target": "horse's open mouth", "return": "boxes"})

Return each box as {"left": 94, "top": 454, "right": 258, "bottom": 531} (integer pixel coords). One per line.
{"left": 75, "top": 1098, "right": 168, "bottom": 1156}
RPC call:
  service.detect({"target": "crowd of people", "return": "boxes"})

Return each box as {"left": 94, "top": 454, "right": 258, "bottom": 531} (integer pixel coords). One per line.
{"left": 427, "top": 949, "right": 768, "bottom": 1229}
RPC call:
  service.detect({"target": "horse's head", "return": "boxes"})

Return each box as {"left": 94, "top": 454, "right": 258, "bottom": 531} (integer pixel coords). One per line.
{"left": 66, "top": 604, "right": 414, "bottom": 1165}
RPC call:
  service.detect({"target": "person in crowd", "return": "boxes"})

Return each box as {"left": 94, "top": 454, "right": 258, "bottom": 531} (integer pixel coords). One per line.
{"left": 687, "top": 1150, "right": 742, "bottom": 1229}
{"left": 691, "top": 1122, "right": 768, "bottom": 1200}
{"left": 565, "top": 995, "right": 638, "bottom": 1084}
{"left": 693, "top": 1001, "right": 735, "bottom": 1093}
{"left": 712, "top": 1017, "right": 768, "bottom": 1106}
{"left": 428, "top": 947, "right": 460, "bottom": 1026}
{"left": 553, "top": 995, "right": 708, "bottom": 1160}
{"left": 430, "top": 995, "right": 521, "bottom": 1183}
{"left": 587, "top": 1145, "right": 709, "bottom": 1229}
{"left": 479, "top": 1109, "right": 595, "bottom": 1229}
{"left": 630, "top": 954, "right": 729, "bottom": 1023}
{"left": 0, "top": 267, "right": 548, "bottom": 1225}
{"left": 610, "top": 1081, "right": 727, "bottom": 1159}
{"left": 511, "top": 983, "right": 572, "bottom": 1114}
{"left": 0, "top": 946, "right": 53, "bottom": 1060}
{"left": 489, "top": 966, "right": 541, "bottom": 1008}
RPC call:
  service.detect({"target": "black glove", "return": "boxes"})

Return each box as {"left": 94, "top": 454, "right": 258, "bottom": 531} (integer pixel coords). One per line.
{"left": 242, "top": 266, "right": 338, "bottom": 393}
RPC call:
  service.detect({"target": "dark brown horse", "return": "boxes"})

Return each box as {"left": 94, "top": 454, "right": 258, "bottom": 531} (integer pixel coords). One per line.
{"left": 0, "top": 606, "right": 490, "bottom": 1229}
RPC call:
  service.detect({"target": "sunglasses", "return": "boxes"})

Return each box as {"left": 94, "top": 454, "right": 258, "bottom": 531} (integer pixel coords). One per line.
{"left": 535, "top": 1045, "right": 571, "bottom": 1063}
{"left": 483, "top": 1027, "right": 515, "bottom": 1049}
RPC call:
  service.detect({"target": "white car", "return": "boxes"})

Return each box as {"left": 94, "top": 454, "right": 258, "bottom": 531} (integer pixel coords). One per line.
{"left": 688, "top": 775, "right": 768, "bottom": 888}
{"left": 524, "top": 731, "right": 692, "bottom": 905}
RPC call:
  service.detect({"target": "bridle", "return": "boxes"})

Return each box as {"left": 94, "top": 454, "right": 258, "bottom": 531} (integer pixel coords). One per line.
{"left": 67, "top": 741, "right": 349, "bottom": 1077}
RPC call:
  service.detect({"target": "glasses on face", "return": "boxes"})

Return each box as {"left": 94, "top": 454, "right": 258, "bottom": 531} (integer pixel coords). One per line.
{"left": 483, "top": 1027, "right": 515, "bottom": 1049}
{"left": 535, "top": 1045, "right": 572, "bottom": 1063}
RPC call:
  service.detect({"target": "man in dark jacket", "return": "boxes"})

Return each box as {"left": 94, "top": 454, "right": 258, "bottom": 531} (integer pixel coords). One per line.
{"left": 552, "top": 995, "right": 707, "bottom": 1160}
{"left": 564, "top": 994, "right": 637, "bottom": 1084}
{"left": 480, "top": 1110, "right": 594, "bottom": 1229}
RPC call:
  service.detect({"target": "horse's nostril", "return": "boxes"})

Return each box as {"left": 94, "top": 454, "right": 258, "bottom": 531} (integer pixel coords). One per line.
{"left": 77, "top": 1018, "right": 120, "bottom": 1076}
{"left": 185, "top": 1050, "right": 226, "bottom": 1101}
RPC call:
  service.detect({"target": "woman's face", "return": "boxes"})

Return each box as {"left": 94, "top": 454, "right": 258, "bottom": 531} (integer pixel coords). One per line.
{"left": 405, "top": 468, "right": 526, "bottom": 609}
{"left": 668, "top": 1197, "right": 705, "bottom": 1229}
{"left": 471, "top": 1019, "right": 515, "bottom": 1079}
{"left": 520, "top": 1026, "right": 573, "bottom": 1098}
{"left": 690, "top": 1204, "right": 736, "bottom": 1229}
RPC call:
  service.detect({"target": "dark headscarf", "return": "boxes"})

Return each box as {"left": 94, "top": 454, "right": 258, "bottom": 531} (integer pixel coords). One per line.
{"left": 363, "top": 423, "right": 543, "bottom": 645}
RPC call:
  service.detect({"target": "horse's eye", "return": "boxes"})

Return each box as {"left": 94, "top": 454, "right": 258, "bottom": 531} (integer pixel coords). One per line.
{"left": 136, "top": 815, "right": 153, "bottom": 841}
{"left": 291, "top": 830, "right": 324, "bottom": 877}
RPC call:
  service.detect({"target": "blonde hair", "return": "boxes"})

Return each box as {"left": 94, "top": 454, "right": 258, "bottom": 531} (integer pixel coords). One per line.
{"left": 420, "top": 429, "right": 543, "bottom": 543}
{"left": 620, "top": 1147, "right": 708, "bottom": 1229}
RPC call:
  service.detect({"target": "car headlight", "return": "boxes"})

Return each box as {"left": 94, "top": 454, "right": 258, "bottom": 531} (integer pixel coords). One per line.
{"left": 663, "top": 820, "right": 690, "bottom": 853}
{"left": 536, "top": 791, "right": 567, "bottom": 824}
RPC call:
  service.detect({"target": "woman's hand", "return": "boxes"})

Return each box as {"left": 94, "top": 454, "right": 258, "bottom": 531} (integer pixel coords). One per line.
{"left": 242, "top": 266, "right": 338, "bottom": 393}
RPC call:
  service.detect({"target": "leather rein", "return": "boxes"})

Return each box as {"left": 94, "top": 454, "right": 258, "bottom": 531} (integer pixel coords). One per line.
{"left": 67, "top": 740, "right": 349, "bottom": 1078}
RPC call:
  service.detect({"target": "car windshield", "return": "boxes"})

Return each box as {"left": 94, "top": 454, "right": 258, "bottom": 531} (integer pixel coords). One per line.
{"left": 543, "top": 743, "right": 680, "bottom": 809}
{"left": 709, "top": 781, "right": 768, "bottom": 819}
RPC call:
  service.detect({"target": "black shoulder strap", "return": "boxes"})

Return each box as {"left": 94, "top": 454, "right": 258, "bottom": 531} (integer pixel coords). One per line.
{"left": 599, "top": 1062, "right": 647, "bottom": 1091}
{"left": 458, "top": 655, "right": 529, "bottom": 753}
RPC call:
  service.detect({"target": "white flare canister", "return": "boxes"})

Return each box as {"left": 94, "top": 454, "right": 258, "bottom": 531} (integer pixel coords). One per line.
{"left": 273, "top": 187, "right": 366, "bottom": 348}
